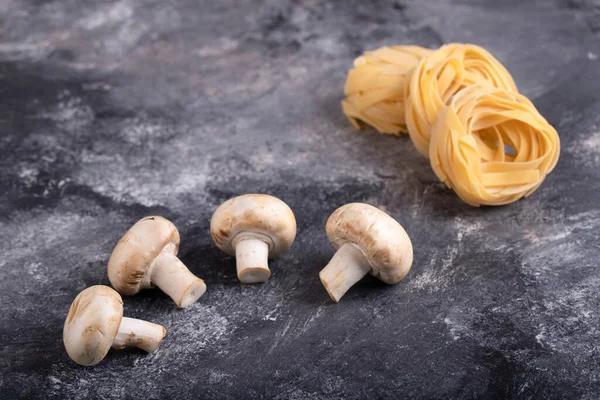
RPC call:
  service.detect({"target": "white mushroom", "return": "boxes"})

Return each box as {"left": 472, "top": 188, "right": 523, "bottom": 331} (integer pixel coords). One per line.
{"left": 63, "top": 285, "right": 166, "bottom": 366}
{"left": 210, "top": 194, "right": 297, "bottom": 284}
{"left": 319, "top": 203, "right": 413, "bottom": 302}
{"left": 108, "top": 216, "right": 206, "bottom": 308}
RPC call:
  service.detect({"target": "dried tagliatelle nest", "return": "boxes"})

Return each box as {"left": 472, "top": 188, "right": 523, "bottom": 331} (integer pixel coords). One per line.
{"left": 341, "top": 43, "right": 560, "bottom": 207}
{"left": 405, "top": 43, "right": 518, "bottom": 156}
{"left": 429, "top": 85, "right": 560, "bottom": 206}
{"left": 341, "top": 45, "right": 432, "bottom": 135}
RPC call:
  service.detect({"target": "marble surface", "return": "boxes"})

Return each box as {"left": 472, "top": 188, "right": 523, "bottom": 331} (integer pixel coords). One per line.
{"left": 1, "top": 0, "right": 600, "bottom": 398}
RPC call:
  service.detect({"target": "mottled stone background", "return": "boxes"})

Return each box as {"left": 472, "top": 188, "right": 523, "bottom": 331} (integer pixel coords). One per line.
{"left": 1, "top": 0, "right": 600, "bottom": 398}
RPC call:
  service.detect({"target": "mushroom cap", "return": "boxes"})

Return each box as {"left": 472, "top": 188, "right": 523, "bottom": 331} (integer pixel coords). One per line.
{"left": 108, "top": 216, "right": 180, "bottom": 295}
{"left": 210, "top": 194, "right": 297, "bottom": 258}
{"left": 63, "top": 285, "right": 123, "bottom": 366}
{"left": 326, "top": 203, "right": 413, "bottom": 284}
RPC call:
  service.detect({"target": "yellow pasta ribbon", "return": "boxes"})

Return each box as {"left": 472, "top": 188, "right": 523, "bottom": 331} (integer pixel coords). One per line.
{"left": 405, "top": 43, "right": 518, "bottom": 156}
{"left": 342, "top": 45, "right": 432, "bottom": 135}
{"left": 429, "top": 85, "right": 560, "bottom": 206}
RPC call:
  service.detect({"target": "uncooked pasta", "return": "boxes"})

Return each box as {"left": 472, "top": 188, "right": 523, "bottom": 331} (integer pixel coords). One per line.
{"left": 429, "top": 85, "right": 560, "bottom": 206}
{"left": 341, "top": 43, "right": 560, "bottom": 206}
{"left": 405, "top": 43, "right": 518, "bottom": 156}
{"left": 342, "top": 45, "right": 431, "bottom": 135}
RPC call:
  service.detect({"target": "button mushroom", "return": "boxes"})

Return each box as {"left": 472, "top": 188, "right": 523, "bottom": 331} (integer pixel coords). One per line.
{"left": 319, "top": 203, "right": 413, "bottom": 302}
{"left": 63, "top": 285, "right": 166, "bottom": 366}
{"left": 108, "top": 216, "right": 206, "bottom": 308}
{"left": 210, "top": 194, "right": 297, "bottom": 283}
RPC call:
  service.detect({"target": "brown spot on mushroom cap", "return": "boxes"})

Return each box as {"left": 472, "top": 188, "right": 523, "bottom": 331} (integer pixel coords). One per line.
{"left": 107, "top": 216, "right": 180, "bottom": 295}
{"left": 326, "top": 203, "right": 413, "bottom": 284}
{"left": 210, "top": 194, "right": 296, "bottom": 258}
{"left": 63, "top": 285, "right": 124, "bottom": 366}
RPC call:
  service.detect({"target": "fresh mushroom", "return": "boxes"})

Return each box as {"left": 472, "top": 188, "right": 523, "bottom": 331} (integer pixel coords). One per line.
{"left": 63, "top": 285, "right": 166, "bottom": 366}
{"left": 319, "top": 203, "right": 413, "bottom": 302}
{"left": 210, "top": 194, "right": 296, "bottom": 283}
{"left": 108, "top": 216, "right": 206, "bottom": 308}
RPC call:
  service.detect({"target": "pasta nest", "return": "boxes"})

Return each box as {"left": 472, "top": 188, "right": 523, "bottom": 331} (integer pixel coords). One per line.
{"left": 342, "top": 46, "right": 432, "bottom": 135}
{"left": 429, "top": 85, "right": 560, "bottom": 206}
{"left": 405, "top": 43, "right": 518, "bottom": 156}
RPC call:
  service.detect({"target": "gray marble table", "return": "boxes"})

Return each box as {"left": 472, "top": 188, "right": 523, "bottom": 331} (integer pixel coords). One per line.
{"left": 1, "top": 0, "right": 600, "bottom": 398}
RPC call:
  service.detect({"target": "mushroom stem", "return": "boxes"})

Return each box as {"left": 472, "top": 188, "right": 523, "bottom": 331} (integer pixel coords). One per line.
{"left": 319, "top": 243, "right": 372, "bottom": 303}
{"left": 151, "top": 251, "right": 206, "bottom": 308}
{"left": 112, "top": 317, "right": 166, "bottom": 353}
{"left": 235, "top": 238, "right": 271, "bottom": 284}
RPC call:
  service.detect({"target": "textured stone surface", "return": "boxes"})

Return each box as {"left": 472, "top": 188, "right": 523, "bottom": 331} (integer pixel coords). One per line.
{"left": 1, "top": 0, "right": 600, "bottom": 398}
